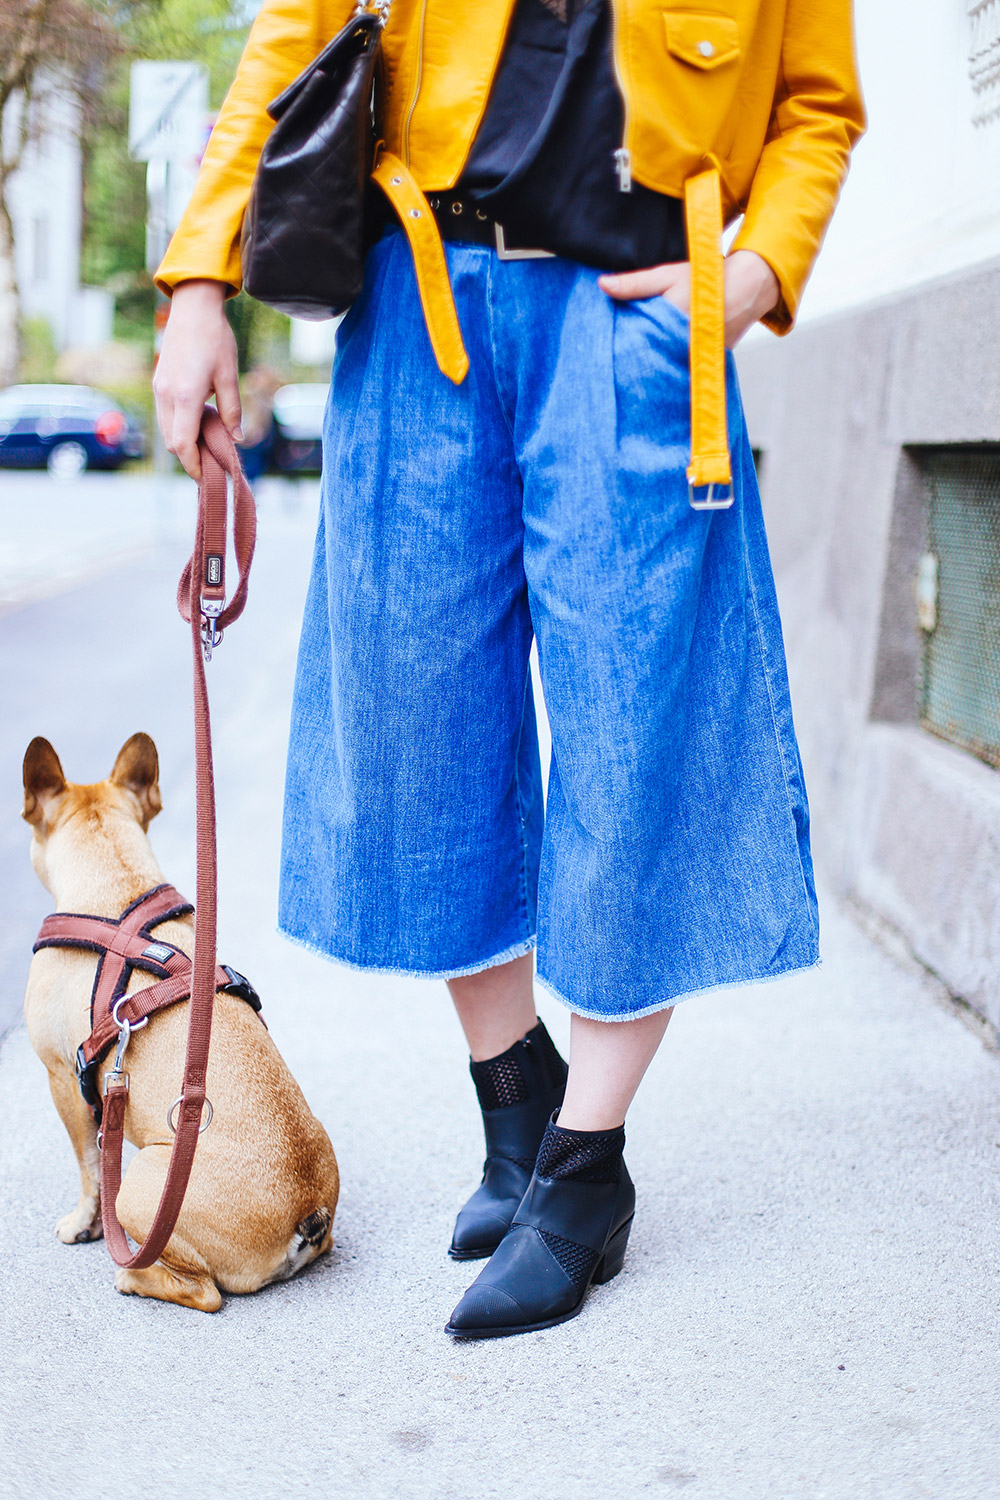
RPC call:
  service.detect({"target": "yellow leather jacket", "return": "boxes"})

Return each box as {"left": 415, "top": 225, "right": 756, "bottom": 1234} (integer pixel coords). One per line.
{"left": 157, "top": 0, "right": 864, "bottom": 488}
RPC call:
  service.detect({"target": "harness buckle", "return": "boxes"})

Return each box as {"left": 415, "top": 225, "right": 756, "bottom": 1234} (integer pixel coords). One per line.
{"left": 75, "top": 1045, "right": 101, "bottom": 1113}
{"left": 220, "top": 964, "right": 262, "bottom": 1012}
{"left": 200, "top": 597, "right": 224, "bottom": 661}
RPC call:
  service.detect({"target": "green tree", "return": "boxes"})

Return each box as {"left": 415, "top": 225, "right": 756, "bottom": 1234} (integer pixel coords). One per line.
{"left": 81, "top": 0, "right": 251, "bottom": 346}
{"left": 0, "top": 0, "right": 255, "bottom": 384}
{"left": 0, "top": 0, "right": 123, "bottom": 384}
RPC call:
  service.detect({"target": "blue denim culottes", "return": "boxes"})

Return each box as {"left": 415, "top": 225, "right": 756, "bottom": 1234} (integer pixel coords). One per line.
{"left": 278, "top": 229, "right": 819, "bottom": 1020}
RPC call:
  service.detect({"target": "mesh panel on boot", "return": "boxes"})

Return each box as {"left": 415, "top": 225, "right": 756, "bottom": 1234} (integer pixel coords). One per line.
{"left": 535, "top": 1122, "right": 624, "bottom": 1183}
{"left": 470, "top": 1050, "right": 529, "bottom": 1112}
{"left": 538, "top": 1229, "right": 599, "bottom": 1291}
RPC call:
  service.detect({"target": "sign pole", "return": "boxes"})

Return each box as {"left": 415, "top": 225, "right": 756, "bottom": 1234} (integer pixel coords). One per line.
{"left": 146, "top": 159, "right": 171, "bottom": 480}
{"left": 128, "top": 61, "right": 209, "bottom": 488}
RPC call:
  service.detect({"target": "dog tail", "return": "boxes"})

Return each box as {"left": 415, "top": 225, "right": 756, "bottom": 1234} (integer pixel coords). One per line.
{"left": 296, "top": 1207, "right": 332, "bottom": 1248}
{"left": 269, "top": 1206, "right": 334, "bottom": 1285}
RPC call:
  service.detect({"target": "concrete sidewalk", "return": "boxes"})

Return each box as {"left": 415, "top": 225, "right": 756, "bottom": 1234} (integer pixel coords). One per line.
{"left": 1, "top": 491, "right": 998, "bottom": 1500}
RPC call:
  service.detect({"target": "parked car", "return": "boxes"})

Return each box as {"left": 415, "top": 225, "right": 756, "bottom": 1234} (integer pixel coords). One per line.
{"left": 271, "top": 383, "right": 328, "bottom": 475}
{"left": 0, "top": 383, "right": 146, "bottom": 479}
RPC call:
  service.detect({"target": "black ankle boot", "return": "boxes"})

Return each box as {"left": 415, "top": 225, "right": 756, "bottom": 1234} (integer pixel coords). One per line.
{"left": 445, "top": 1115, "right": 635, "bottom": 1338}
{"left": 449, "top": 1020, "right": 568, "bottom": 1261}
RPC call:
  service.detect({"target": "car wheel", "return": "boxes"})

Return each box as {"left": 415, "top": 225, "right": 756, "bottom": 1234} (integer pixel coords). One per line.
{"left": 47, "top": 441, "right": 89, "bottom": 481}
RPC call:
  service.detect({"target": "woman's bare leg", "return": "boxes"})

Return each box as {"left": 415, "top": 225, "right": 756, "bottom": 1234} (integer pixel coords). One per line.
{"left": 557, "top": 1008, "right": 674, "bottom": 1130}
{"left": 447, "top": 953, "right": 538, "bottom": 1061}
{"left": 449, "top": 957, "right": 673, "bottom": 1119}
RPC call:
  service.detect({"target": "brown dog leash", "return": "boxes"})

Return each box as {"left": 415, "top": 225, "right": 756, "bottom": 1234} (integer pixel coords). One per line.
{"left": 100, "top": 408, "right": 256, "bottom": 1269}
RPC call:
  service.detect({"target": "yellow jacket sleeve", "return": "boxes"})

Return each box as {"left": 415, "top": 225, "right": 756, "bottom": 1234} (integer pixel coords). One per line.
{"left": 730, "top": 0, "right": 866, "bottom": 333}
{"left": 155, "top": 0, "right": 353, "bottom": 295}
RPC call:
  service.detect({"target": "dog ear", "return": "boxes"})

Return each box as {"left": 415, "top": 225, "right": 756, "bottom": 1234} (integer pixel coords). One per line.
{"left": 110, "top": 733, "right": 162, "bottom": 828}
{"left": 23, "top": 738, "right": 68, "bottom": 828}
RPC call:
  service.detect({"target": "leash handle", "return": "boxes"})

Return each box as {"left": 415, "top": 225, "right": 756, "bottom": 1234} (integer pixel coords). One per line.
{"left": 176, "top": 409, "right": 257, "bottom": 655}
{"left": 101, "top": 409, "right": 256, "bottom": 1270}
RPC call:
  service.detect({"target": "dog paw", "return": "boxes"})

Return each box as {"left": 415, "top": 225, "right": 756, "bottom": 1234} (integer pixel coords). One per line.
{"left": 56, "top": 1209, "right": 103, "bottom": 1244}
{"left": 115, "top": 1265, "right": 223, "bottom": 1312}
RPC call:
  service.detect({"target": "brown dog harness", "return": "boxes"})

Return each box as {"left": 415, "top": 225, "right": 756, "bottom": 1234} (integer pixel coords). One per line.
{"left": 33, "top": 883, "right": 262, "bottom": 1127}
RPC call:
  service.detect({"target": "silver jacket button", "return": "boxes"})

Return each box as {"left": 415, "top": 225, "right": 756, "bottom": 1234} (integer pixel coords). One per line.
{"left": 698, "top": 39, "right": 715, "bottom": 57}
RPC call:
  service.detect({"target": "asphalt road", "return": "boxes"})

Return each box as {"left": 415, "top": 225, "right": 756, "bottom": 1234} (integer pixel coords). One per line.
{"left": 1, "top": 471, "right": 999, "bottom": 1500}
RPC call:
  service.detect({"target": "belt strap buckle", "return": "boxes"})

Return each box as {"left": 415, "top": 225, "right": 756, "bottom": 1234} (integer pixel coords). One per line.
{"left": 494, "top": 224, "right": 555, "bottom": 262}
{"left": 688, "top": 481, "right": 734, "bottom": 511}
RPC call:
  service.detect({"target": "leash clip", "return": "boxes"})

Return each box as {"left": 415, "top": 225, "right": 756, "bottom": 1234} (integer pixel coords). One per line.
{"left": 105, "top": 995, "right": 149, "bottom": 1087}
{"left": 200, "top": 597, "right": 224, "bottom": 661}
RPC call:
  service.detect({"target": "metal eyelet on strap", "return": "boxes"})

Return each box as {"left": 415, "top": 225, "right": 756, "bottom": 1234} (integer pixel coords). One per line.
{"left": 409, "top": 208, "right": 421, "bottom": 219}
{"left": 451, "top": 200, "right": 464, "bottom": 215}
{"left": 111, "top": 995, "right": 149, "bottom": 1032}
{"left": 475, "top": 208, "right": 488, "bottom": 221}
{"left": 167, "top": 1095, "right": 214, "bottom": 1134}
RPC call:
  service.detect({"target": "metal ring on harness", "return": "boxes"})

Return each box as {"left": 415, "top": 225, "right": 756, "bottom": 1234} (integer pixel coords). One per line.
{"left": 167, "top": 1095, "right": 213, "bottom": 1134}
{"left": 111, "top": 995, "right": 149, "bottom": 1032}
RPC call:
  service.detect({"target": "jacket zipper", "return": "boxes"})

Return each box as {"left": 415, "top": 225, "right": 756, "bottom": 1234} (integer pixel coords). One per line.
{"left": 609, "top": 0, "right": 632, "bottom": 191}
{"left": 403, "top": 0, "right": 430, "bottom": 167}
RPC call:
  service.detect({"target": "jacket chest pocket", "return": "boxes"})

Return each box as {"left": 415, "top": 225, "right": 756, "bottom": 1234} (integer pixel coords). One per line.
{"left": 660, "top": 10, "right": 742, "bottom": 149}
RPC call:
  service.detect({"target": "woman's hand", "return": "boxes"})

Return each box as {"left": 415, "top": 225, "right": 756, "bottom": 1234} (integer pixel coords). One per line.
{"left": 152, "top": 280, "right": 243, "bottom": 480}
{"left": 599, "top": 249, "right": 780, "bottom": 348}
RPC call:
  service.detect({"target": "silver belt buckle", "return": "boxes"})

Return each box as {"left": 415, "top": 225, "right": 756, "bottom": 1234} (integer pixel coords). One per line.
{"left": 688, "top": 481, "right": 734, "bottom": 511}
{"left": 494, "top": 224, "right": 555, "bottom": 262}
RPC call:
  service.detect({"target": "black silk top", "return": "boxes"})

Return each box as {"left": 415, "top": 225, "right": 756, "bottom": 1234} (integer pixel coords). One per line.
{"left": 457, "top": 0, "right": 687, "bottom": 270}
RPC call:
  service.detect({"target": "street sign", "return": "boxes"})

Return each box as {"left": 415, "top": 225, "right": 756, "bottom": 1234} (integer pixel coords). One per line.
{"left": 129, "top": 61, "right": 209, "bottom": 163}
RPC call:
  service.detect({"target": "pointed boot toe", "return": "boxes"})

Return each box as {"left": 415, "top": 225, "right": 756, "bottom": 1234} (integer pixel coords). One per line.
{"left": 445, "top": 1282, "right": 526, "bottom": 1336}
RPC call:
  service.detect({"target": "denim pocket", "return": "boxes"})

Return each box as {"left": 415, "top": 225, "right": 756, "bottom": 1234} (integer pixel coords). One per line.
{"left": 610, "top": 290, "right": 694, "bottom": 480}
{"left": 640, "top": 294, "right": 691, "bottom": 341}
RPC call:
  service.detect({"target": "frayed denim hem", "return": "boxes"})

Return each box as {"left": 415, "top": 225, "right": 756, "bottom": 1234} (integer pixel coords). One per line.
{"left": 535, "top": 954, "right": 823, "bottom": 1022}
{"left": 277, "top": 924, "right": 537, "bottom": 981}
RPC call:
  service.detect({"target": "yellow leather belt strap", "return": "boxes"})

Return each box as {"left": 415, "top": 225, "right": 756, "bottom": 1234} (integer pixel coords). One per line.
{"left": 372, "top": 151, "right": 470, "bottom": 386}
{"left": 683, "top": 168, "right": 733, "bottom": 508}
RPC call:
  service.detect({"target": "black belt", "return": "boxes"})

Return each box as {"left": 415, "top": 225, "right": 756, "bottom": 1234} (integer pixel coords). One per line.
{"left": 427, "top": 193, "right": 556, "bottom": 261}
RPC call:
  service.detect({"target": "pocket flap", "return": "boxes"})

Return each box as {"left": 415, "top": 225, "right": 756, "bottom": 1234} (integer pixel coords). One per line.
{"left": 664, "top": 11, "right": 740, "bottom": 69}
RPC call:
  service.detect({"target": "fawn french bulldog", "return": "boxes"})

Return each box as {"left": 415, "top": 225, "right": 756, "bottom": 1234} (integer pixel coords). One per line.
{"left": 22, "top": 732, "right": 339, "bottom": 1312}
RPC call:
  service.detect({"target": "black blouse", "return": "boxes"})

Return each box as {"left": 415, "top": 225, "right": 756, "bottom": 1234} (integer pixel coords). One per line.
{"left": 457, "top": 0, "right": 687, "bottom": 271}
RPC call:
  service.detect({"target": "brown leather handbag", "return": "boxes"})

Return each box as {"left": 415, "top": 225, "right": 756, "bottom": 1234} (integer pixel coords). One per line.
{"left": 240, "top": 0, "right": 390, "bottom": 319}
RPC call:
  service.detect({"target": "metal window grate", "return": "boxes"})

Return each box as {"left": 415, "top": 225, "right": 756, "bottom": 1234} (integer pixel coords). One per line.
{"left": 920, "top": 448, "right": 1000, "bottom": 767}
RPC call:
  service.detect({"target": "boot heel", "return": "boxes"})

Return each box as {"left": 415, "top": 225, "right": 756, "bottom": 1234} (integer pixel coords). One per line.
{"left": 593, "top": 1214, "right": 633, "bottom": 1285}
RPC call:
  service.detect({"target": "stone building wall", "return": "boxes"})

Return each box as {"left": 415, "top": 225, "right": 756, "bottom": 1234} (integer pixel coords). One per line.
{"left": 736, "top": 258, "right": 1000, "bottom": 1032}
